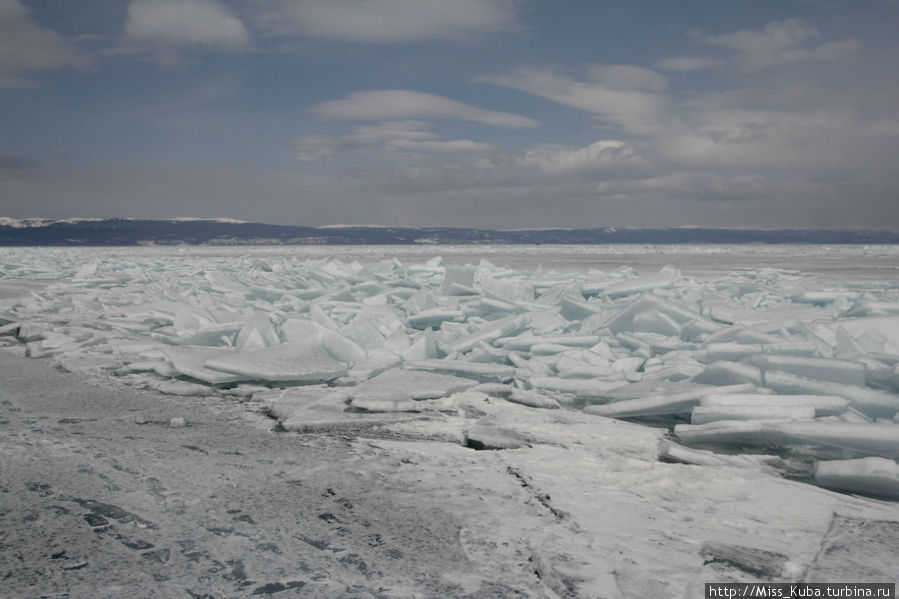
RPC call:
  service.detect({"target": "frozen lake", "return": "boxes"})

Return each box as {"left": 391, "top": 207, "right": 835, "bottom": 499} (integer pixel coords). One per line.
{"left": 7, "top": 242, "right": 894, "bottom": 277}
{"left": 1, "top": 244, "right": 898, "bottom": 597}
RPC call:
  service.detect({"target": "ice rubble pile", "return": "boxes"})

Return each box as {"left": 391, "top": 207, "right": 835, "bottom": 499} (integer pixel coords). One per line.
{"left": 1, "top": 249, "right": 899, "bottom": 499}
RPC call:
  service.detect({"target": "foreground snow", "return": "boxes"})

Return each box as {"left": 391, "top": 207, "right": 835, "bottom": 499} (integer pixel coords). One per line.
{"left": 1, "top": 245, "right": 898, "bottom": 595}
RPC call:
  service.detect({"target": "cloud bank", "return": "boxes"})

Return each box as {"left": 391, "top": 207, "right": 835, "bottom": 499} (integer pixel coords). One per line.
{"left": 256, "top": 0, "right": 519, "bottom": 43}
{"left": 310, "top": 90, "right": 539, "bottom": 128}
{"left": 0, "top": 0, "right": 86, "bottom": 87}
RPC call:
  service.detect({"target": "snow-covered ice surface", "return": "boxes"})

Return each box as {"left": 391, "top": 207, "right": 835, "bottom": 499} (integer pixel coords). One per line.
{"left": 2, "top": 244, "right": 899, "bottom": 597}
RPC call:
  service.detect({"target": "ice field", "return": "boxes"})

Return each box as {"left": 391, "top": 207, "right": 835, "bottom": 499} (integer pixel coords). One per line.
{"left": 2, "top": 244, "right": 899, "bottom": 596}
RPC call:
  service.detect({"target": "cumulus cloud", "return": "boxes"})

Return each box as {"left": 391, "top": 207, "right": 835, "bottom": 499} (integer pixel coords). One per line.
{"left": 654, "top": 57, "right": 719, "bottom": 72}
{"left": 0, "top": 0, "right": 86, "bottom": 87}
{"left": 703, "top": 18, "right": 859, "bottom": 69}
{"left": 518, "top": 140, "right": 643, "bottom": 174}
{"left": 310, "top": 90, "right": 539, "bottom": 128}
{"left": 477, "top": 67, "right": 665, "bottom": 135}
{"left": 587, "top": 64, "right": 667, "bottom": 92}
{"left": 123, "top": 0, "right": 249, "bottom": 63}
{"left": 255, "top": 0, "right": 519, "bottom": 43}
{"left": 391, "top": 139, "right": 495, "bottom": 152}
{"left": 294, "top": 120, "right": 493, "bottom": 161}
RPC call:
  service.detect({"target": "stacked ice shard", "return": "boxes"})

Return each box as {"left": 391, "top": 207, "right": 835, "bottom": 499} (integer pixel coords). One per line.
{"left": 1, "top": 247, "right": 898, "bottom": 499}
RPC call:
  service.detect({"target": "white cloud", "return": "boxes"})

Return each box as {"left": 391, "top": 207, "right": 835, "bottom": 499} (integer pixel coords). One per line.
{"left": 0, "top": 0, "right": 86, "bottom": 87}
{"left": 391, "top": 139, "right": 494, "bottom": 152}
{"left": 518, "top": 140, "right": 643, "bottom": 174}
{"left": 654, "top": 57, "right": 719, "bottom": 72}
{"left": 587, "top": 64, "right": 667, "bottom": 92}
{"left": 124, "top": 0, "right": 249, "bottom": 63}
{"left": 294, "top": 120, "right": 493, "bottom": 161}
{"left": 310, "top": 90, "right": 539, "bottom": 128}
{"left": 477, "top": 67, "right": 665, "bottom": 135}
{"left": 703, "top": 19, "right": 859, "bottom": 69}
{"left": 293, "top": 136, "right": 343, "bottom": 162}
{"left": 256, "top": 0, "right": 519, "bottom": 43}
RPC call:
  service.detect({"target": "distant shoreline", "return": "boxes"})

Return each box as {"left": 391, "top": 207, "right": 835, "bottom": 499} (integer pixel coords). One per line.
{"left": 2, "top": 218, "right": 899, "bottom": 246}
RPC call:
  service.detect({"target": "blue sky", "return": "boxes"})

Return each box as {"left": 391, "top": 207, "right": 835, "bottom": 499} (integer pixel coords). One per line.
{"left": 1, "top": 0, "right": 898, "bottom": 228}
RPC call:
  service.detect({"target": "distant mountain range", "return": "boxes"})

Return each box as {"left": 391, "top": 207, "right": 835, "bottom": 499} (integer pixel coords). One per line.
{"left": 1, "top": 218, "right": 898, "bottom": 245}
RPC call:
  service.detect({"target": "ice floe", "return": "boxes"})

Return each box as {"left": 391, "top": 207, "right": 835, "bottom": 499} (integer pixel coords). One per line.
{"left": 1, "top": 245, "right": 898, "bottom": 503}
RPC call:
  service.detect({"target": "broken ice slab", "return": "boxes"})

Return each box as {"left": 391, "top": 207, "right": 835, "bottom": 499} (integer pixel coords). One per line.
{"left": 348, "top": 397, "right": 425, "bottom": 413}
{"left": 691, "top": 405, "right": 815, "bottom": 425}
{"left": 583, "top": 383, "right": 755, "bottom": 418}
{"left": 699, "top": 394, "right": 850, "bottom": 417}
{"left": 598, "top": 293, "right": 702, "bottom": 335}
{"left": 674, "top": 420, "right": 799, "bottom": 447}
{"left": 843, "top": 301, "right": 899, "bottom": 317}
{"left": 764, "top": 370, "right": 899, "bottom": 419}
{"left": 814, "top": 457, "right": 899, "bottom": 499}
{"left": 479, "top": 296, "right": 529, "bottom": 314}
{"left": 630, "top": 331, "right": 696, "bottom": 354}
{"left": 204, "top": 343, "right": 348, "bottom": 383}
{"left": 404, "top": 359, "right": 515, "bottom": 383}
{"left": 266, "top": 387, "right": 347, "bottom": 420}
{"left": 161, "top": 346, "right": 255, "bottom": 385}
{"left": 791, "top": 290, "right": 858, "bottom": 306}
{"left": 440, "top": 265, "right": 475, "bottom": 295}
{"left": 174, "top": 322, "right": 243, "bottom": 346}
{"left": 776, "top": 421, "right": 899, "bottom": 459}
{"left": 529, "top": 343, "right": 576, "bottom": 356}
{"left": 16, "top": 322, "right": 47, "bottom": 342}
{"left": 152, "top": 379, "right": 213, "bottom": 396}
{"left": 498, "top": 335, "right": 601, "bottom": 351}
{"left": 614, "top": 332, "right": 651, "bottom": 357}
{"left": 676, "top": 419, "right": 899, "bottom": 459}
{"left": 342, "top": 307, "right": 405, "bottom": 351}
{"left": 693, "top": 361, "right": 763, "bottom": 387}
{"left": 559, "top": 296, "right": 602, "bottom": 321}
{"left": 281, "top": 412, "right": 407, "bottom": 433}
{"left": 444, "top": 313, "right": 529, "bottom": 353}
{"left": 746, "top": 355, "right": 867, "bottom": 387}
{"left": 632, "top": 309, "right": 682, "bottom": 336}
{"left": 348, "top": 368, "right": 477, "bottom": 401}
{"left": 479, "top": 275, "right": 535, "bottom": 304}
{"left": 283, "top": 317, "right": 367, "bottom": 364}
{"left": 835, "top": 316, "right": 899, "bottom": 354}
{"left": 531, "top": 376, "right": 627, "bottom": 399}
{"left": 696, "top": 343, "right": 765, "bottom": 364}
{"left": 506, "top": 389, "right": 560, "bottom": 409}
{"left": 658, "top": 439, "right": 762, "bottom": 468}
{"left": 0, "top": 321, "right": 21, "bottom": 336}
{"left": 464, "top": 419, "right": 529, "bottom": 450}
{"left": 26, "top": 333, "right": 104, "bottom": 359}
{"left": 400, "top": 329, "right": 439, "bottom": 362}
{"left": 555, "top": 352, "right": 618, "bottom": 379}
{"left": 612, "top": 356, "right": 644, "bottom": 373}
{"left": 320, "top": 330, "right": 367, "bottom": 365}
{"left": 640, "top": 361, "right": 704, "bottom": 382}
{"left": 695, "top": 342, "right": 821, "bottom": 364}
{"left": 268, "top": 386, "right": 413, "bottom": 430}
{"left": 471, "top": 382, "right": 514, "bottom": 398}
{"left": 235, "top": 312, "right": 280, "bottom": 350}
{"left": 601, "top": 269, "right": 678, "bottom": 299}
{"left": 407, "top": 308, "right": 464, "bottom": 330}
{"left": 119, "top": 359, "right": 177, "bottom": 378}
{"left": 762, "top": 341, "right": 820, "bottom": 357}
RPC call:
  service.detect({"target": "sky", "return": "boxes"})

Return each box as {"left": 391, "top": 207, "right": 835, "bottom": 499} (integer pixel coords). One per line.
{"left": 1, "top": 0, "right": 898, "bottom": 229}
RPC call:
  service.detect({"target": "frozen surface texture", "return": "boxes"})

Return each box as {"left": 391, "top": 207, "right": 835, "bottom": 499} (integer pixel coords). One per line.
{"left": 2, "top": 244, "right": 899, "bottom": 596}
